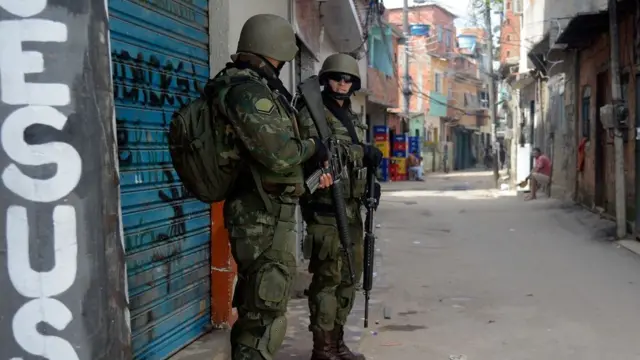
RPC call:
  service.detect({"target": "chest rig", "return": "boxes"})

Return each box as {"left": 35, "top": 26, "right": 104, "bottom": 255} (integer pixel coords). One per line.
{"left": 325, "top": 108, "right": 367, "bottom": 200}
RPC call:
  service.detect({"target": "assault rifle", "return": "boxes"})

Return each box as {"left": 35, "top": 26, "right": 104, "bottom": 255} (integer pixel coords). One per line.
{"left": 297, "top": 75, "right": 355, "bottom": 285}
{"left": 362, "top": 166, "right": 377, "bottom": 328}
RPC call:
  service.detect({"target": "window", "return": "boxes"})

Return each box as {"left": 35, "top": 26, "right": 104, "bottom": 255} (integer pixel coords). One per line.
{"left": 581, "top": 86, "right": 591, "bottom": 138}
{"left": 506, "top": 18, "right": 510, "bottom": 25}
{"left": 368, "top": 27, "right": 394, "bottom": 76}
{"left": 506, "top": 50, "right": 511, "bottom": 57}
{"left": 437, "top": 25, "right": 443, "bottom": 42}
{"left": 434, "top": 72, "right": 442, "bottom": 93}
{"left": 506, "top": 35, "right": 511, "bottom": 41}
{"left": 445, "top": 31, "right": 451, "bottom": 48}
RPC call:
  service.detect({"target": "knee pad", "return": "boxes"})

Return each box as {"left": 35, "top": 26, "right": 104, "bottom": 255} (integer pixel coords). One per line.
{"left": 335, "top": 286, "right": 356, "bottom": 324}
{"left": 236, "top": 315, "right": 287, "bottom": 360}
{"left": 309, "top": 290, "right": 338, "bottom": 330}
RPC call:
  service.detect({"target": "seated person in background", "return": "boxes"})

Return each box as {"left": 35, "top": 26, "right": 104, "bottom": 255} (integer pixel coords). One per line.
{"left": 523, "top": 147, "right": 551, "bottom": 200}
{"left": 407, "top": 152, "right": 425, "bottom": 181}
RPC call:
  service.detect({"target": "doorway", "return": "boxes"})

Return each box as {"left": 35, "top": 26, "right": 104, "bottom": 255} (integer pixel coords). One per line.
{"left": 594, "top": 72, "right": 607, "bottom": 208}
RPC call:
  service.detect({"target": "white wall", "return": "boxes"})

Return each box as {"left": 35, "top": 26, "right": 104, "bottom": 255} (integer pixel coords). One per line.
{"left": 227, "top": 0, "right": 294, "bottom": 91}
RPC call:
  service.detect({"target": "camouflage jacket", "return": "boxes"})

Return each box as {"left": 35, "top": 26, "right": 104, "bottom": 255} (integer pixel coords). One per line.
{"left": 217, "top": 53, "right": 316, "bottom": 189}
{"left": 298, "top": 98, "right": 369, "bottom": 220}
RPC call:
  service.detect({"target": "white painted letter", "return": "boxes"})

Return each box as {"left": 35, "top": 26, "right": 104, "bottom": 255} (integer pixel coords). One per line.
{"left": 0, "top": 19, "right": 69, "bottom": 106}
{"left": 6, "top": 205, "right": 77, "bottom": 298}
{"left": 11, "top": 298, "right": 79, "bottom": 360}
{"left": 1, "top": 106, "right": 82, "bottom": 202}
{"left": 0, "top": 0, "right": 47, "bottom": 18}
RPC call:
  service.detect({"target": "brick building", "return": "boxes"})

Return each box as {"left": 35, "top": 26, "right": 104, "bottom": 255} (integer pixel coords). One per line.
{"left": 499, "top": 0, "right": 521, "bottom": 65}
{"left": 387, "top": 3, "right": 457, "bottom": 170}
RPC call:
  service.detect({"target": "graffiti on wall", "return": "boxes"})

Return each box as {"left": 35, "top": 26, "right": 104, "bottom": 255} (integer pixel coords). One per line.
{"left": 111, "top": 50, "right": 202, "bottom": 109}
{"left": 109, "top": 30, "right": 212, "bottom": 349}
{"left": 0, "top": 1, "right": 81, "bottom": 359}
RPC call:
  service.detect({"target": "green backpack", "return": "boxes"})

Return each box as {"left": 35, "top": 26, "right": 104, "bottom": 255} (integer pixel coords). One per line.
{"left": 168, "top": 77, "right": 245, "bottom": 204}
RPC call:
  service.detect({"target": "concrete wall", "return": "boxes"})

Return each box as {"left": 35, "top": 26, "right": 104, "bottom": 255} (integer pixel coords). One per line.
{"left": 547, "top": 51, "right": 578, "bottom": 202}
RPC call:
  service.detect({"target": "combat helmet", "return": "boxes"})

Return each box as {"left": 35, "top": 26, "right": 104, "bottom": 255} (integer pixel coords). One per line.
{"left": 236, "top": 14, "right": 298, "bottom": 62}
{"left": 319, "top": 53, "right": 361, "bottom": 92}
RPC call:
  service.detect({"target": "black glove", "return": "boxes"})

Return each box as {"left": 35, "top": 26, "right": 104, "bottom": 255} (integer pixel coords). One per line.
{"left": 363, "top": 145, "right": 383, "bottom": 168}
{"left": 373, "top": 182, "right": 381, "bottom": 210}
{"left": 311, "top": 137, "right": 328, "bottom": 163}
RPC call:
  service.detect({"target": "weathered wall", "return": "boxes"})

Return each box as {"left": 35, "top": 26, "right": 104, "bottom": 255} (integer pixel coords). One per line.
{"left": 547, "top": 51, "right": 579, "bottom": 201}
{"left": 576, "top": 12, "right": 636, "bottom": 217}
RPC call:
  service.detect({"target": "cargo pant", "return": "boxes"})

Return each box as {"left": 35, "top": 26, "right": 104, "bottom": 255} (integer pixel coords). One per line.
{"left": 304, "top": 202, "right": 364, "bottom": 331}
{"left": 224, "top": 190, "right": 298, "bottom": 360}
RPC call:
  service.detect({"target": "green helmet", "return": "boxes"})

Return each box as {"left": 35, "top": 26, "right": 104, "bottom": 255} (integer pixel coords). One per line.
{"left": 236, "top": 14, "right": 298, "bottom": 62}
{"left": 319, "top": 53, "right": 361, "bottom": 91}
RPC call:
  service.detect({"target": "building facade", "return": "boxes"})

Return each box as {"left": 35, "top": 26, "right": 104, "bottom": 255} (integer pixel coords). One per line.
{"left": 507, "top": 0, "right": 640, "bottom": 235}
{"left": 388, "top": 3, "right": 458, "bottom": 170}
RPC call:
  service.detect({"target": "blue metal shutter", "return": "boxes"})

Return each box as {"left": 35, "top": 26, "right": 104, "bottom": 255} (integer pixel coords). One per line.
{"left": 108, "top": 0, "right": 212, "bottom": 358}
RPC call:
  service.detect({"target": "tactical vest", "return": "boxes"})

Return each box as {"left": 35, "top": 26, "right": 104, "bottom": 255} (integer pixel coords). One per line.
{"left": 219, "top": 67, "right": 305, "bottom": 194}
{"left": 308, "top": 107, "right": 368, "bottom": 209}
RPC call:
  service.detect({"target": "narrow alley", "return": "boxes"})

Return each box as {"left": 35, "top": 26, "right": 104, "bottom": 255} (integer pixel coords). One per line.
{"left": 349, "top": 171, "right": 640, "bottom": 359}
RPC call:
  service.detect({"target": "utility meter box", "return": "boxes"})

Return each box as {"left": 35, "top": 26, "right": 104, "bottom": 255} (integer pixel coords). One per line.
{"left": 599, "top": 104, "right": 616, "bottom": 129}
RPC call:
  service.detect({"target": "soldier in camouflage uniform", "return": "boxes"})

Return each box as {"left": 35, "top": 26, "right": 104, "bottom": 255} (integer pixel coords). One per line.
{"left": 298, "top": 53, "right": 383, "bottom": 360}
{"left": 213, "top": 14, "right": 332, "bottom": 360}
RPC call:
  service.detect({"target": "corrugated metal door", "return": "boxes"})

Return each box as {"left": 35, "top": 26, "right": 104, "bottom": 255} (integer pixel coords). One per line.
{"left": 108, "top": 0, "right": 211, "bottom": 358}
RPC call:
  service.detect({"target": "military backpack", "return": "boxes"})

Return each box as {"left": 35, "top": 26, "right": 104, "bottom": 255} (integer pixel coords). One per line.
{"left": 168, "top": 76, "right": 248, "bottom": 204}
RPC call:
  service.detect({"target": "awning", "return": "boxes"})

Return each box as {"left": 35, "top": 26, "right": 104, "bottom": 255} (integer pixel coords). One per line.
{"left": 555, "top": 11, "right": 609, "bottom": 49}
{"left": 554, "top": 0, "right": 638, "bottom": 50}
{"left": 320, "top": 0, "right": 363, "bottom": 53}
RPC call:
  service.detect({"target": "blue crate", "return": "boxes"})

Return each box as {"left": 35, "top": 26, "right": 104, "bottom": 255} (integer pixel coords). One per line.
{"left": 394, "top": 134, "right": 408, "bottom": 142}
{"left": 373, "top": 126, "right": 388, "bottom": 135}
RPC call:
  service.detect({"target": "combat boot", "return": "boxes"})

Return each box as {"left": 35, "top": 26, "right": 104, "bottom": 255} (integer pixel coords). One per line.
{"left": 333, "top": 325, "right": 365, "bottom": 360}
{"left": 311, "top": 327, "right": 340, "bottom": 360}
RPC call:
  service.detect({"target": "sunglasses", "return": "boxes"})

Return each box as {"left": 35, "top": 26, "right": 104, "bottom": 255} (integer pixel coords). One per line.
{"left": 327, "top": 73, "right": 354, "bottom": 83}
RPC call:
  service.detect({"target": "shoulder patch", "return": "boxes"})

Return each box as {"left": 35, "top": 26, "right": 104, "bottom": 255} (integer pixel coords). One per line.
{"left": 254, "top": 98, "right": 275, "bottom": 114}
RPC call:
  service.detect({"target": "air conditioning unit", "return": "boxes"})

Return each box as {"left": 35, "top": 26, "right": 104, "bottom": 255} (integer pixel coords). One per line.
{"left": 509, "top": 65, "right": 518, "bottom": 74}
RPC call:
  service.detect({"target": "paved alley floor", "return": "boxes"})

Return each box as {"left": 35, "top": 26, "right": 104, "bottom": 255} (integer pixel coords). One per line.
{"left": 352, "top": 171, "right": 640, "bottom": 360}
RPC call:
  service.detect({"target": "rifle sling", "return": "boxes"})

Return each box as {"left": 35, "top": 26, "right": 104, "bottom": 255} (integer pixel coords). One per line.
{"left": 321, "top": 91, "right": 361, "bottom": 145}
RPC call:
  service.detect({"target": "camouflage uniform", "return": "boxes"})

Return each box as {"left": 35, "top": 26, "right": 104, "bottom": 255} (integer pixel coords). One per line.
{"left": 217, "top": 14, "right": 322, "bottom": 360}
{"left": 299, "top": 54, "right": 381, "bottom": 360}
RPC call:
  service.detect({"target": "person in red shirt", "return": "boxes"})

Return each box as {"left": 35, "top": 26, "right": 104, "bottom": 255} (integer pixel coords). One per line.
{"left": 524, "top": 147, "right": 551, "bottom": 200}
